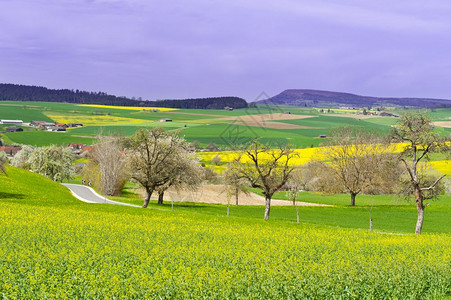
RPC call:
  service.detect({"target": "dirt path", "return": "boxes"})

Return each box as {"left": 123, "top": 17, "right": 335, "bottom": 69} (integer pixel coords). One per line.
{"left": 161, "top": 184, "right": 330, "bottom": 206}
{"left": 432, "top": 121, "right": 451, "bottom": 128}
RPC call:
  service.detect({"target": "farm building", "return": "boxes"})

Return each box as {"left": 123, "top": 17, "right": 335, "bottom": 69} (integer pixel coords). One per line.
{"left": 68, "top": 123, "right": 83, "bottom": 127}
{"left": 30, "top": 121, "right": 49, "bottom": 127}
{"left": 46, "top": 126, "right": 66, "bottom": 132}
{"left": 159, "top": 118, "right": 172, "bottom": 122}
{"left": 56, "top": 123, "right": 68, "bottom": 129}
{"left": 6, "top": 127, "right": 23, "bottom": 132}
{"left": 0, "top": 145, "right": 21, "bottom": 156}
{"left": 68, "top": 143, "right": 84, "bottom": 154}
{"left": 1, "top": 120, "right": 23, "bottom": 125}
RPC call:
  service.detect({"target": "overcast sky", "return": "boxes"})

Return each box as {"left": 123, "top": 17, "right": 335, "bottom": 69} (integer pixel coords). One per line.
{"left": 1, "top": 0, "right": 451, "bottom": 101}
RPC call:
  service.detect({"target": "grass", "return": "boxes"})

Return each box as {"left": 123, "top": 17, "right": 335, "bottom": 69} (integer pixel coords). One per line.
{"left": 0, "top": 105, "right": 53, "bottom": 122}
{"left": 0, "top": 166, "right": 450, "bottom": 298}
{"left": 0, "top": 166, "right": 78, "bottom": 206}
{"left": 1, "top": 101, "right": 449, "bottom": 149}
{"left": 3, "top": 131, "right": 95, "bottom": 146}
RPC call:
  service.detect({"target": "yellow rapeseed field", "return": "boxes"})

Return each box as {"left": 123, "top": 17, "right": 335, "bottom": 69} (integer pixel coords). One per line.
{"left": 77, "top": 104, "right": 178, "bottom": 111}
{"left": 45, "top": 113, "right": 151, "bottom": 126}
{"left": 429, "top": 160, "right": 451, "bottom": 175}
{"left": 0, "top": 200, "right": 450, "bottom": 298}
{"left": 198, "top": 143, "right": 409, "bottom": 166}
{"left": 0, "top": 166, "right": 450, "bottom": 298}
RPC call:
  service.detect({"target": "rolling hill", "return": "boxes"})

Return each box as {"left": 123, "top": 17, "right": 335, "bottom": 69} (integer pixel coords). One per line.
{"left": 258, "top": 89, "right": 451, "bottom": 108}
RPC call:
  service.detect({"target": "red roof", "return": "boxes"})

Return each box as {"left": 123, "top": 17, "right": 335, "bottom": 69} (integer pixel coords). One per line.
{"left": 0, "top": 146, "right": 21, "bottom": 154}
{"left": 81, "top": 146, "right": 93, "bottom": 153}
{"left": 68, "top": 143, "right": 84, "bottom": 147}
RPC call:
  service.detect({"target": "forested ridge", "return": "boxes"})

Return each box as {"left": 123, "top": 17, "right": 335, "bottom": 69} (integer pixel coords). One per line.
{"left": 0, "top": 83, "right": 248, "bottom": 109}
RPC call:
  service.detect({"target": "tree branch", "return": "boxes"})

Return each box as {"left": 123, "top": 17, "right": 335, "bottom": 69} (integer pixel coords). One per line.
{"left": 420, "top": 175, "right": 446, "bottom": 191}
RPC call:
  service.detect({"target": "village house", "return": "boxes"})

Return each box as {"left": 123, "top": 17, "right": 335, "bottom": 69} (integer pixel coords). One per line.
{"left": 68, "top": 143, "right": 84, "bottom": 154}
{"left": 30, "top": 120, "right": 49, "bottom": 127}
{"left": 56, "top": 123, "right": 68, "bottom": 129}
{"left": 81, "top": 145, "right": 93, "bottom": 154}
{"left": 0, "top": 145, "right": 21, "bottom": 156}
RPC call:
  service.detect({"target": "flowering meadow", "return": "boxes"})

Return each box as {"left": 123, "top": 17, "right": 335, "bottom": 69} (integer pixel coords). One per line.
{"left": 1, "top": 168, "right": 450, "bottom": 298}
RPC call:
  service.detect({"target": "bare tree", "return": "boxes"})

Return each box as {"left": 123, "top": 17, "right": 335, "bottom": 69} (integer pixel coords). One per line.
{"left": 392, "top": 113, "right": 450, "bottom": 234}
{"left": 224, "top": 159, "right": 250, "bottom": 206}
{"left": 211, "top": 154, "right": 222, "bottom": 166}
{"left": 286, "top": 167, "right": 305, "bottom": 223}
{"left": 155, "top": 153, "right": 203, "bottom": 205}
{"left": 127, "top": 128, "right": 189, "bottom": 208}
{"left": 91, "top": 136, "right": 127, "bottom": 196}
{"left": 321, "top": 127, "right": 396, "bottom": 206}
{"left": 233, "top": 141, "right": 298, "bottom": 220}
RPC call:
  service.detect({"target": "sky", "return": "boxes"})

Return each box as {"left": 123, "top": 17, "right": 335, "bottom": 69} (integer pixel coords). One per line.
{"left": 1, "top": 0, "right": 451, "bottom": 101}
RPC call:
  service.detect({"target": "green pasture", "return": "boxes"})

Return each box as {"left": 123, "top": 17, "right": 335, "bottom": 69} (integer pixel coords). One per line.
{"left": 0, "top": 105, "right": 53, "bottom": 122}
{"left": 3, "top": 131, "right": 94, "bottom": 146}
{"left": 115, "top": 191, "right": 451, "bottom": 235}
{"left": 0, "top": 101, "right": 449, "bottom": 149}
{"left": 181, "top": 123, "right": 325, "bottom": 148}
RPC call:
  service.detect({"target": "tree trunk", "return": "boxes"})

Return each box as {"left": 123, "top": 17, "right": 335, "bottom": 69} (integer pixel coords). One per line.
{"left": 142, "top": 188, "right": 153, "bottom": 208}
{"left": 414, "top": 185, "right": 425, "bottom": 235}
{"left": 235, "top": 188, "right": 239, "bottom": 206}
{"left": 264, "top": 195, "right": 271, "bottom": 220}
{"left": 158, "top": 191, "right": 164, "bottom": 205}
{"left": 350, "top": 192, "right": 356, "bottom": 206}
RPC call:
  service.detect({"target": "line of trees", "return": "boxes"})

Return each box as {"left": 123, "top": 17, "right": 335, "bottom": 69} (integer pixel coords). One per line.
{"left": 4, "top": 113, "right": 448, "bottom": 234}
{"left": 0, "top": 83, "right": 248, "bottom": 109}
{"left": 222, "top": 113, "right": 449, "bottom": 234}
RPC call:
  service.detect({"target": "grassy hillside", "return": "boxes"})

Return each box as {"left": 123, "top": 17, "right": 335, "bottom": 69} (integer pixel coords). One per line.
{"left": 0, "top": 167, "right": 450, "bottom": 298}
{"left": 0, "top": 166, "right": 78, "bottom": 206}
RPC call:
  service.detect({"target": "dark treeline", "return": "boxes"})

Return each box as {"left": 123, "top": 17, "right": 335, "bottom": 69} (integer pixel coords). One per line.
{"left": 154, "top": 97, "right": 247, "bottom": 109}
{"left": 0, "top": 83, "right": 248, "bottom": 109}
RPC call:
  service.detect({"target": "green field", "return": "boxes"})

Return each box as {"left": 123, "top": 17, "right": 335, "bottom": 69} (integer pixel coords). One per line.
{"left": 4, "top": 101, "right": 447, "bottom": 148}
{"left": 1, "top": 166, "right": 450, "bottom": 298}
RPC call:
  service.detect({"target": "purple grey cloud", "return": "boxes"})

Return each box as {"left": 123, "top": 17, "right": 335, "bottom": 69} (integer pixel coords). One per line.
{"left": 1, "top": 0, "right": 451, "bottom": 101}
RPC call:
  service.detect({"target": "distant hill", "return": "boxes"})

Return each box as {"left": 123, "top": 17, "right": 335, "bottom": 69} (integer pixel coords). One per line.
{"left": 0, "top": 83, "right": 248, "bottom": 109}
{"left": 257, "top": 89, "right": 451, "bottom": 108}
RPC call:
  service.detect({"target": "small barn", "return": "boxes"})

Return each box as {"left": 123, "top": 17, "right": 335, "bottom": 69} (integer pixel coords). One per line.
{"left": 159, "top": 118, "right": 172, "bottom": 122}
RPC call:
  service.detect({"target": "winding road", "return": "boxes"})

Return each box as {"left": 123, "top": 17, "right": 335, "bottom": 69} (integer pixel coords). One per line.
{"left": 63, "top": 184, "right": 139, "bottom": 207}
